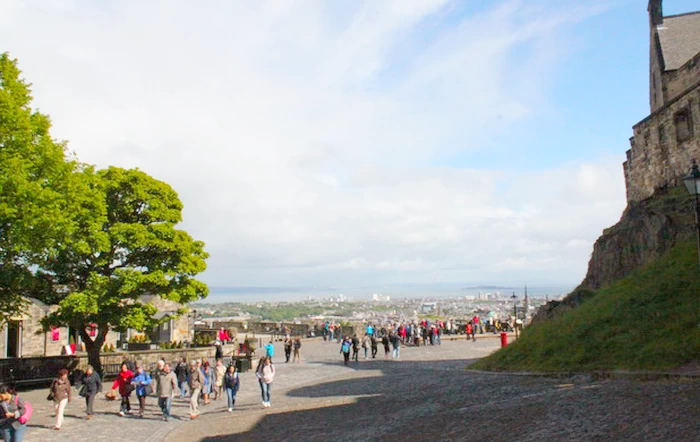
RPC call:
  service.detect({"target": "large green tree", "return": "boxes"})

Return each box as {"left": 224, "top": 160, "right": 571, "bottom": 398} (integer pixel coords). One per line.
{"left": 1, "top": 53, "right": 208, "bottom": 372}
{"left": 0, "top": 52, "right": 80, "bottom": 324}
{"left": 43, "top": 167, "right": 209, "bottom": 374}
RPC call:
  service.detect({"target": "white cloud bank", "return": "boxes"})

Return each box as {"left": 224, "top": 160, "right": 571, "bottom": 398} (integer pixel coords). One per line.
{"left": 0, "top": 0, "right": 626, "bottom": 287}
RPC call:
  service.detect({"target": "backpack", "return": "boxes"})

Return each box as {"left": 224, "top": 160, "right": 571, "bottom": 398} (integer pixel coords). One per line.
{"left": 15, "top": 396, "right": 32, "bottom": 425}
{"left": 341, "top": 343, "right": 350, "bottom": 354}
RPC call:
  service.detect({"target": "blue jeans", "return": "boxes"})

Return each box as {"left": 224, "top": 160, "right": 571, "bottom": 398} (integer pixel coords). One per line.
{"left": 1, "top": 424, "right": 26, "bottom": 442}
{"left": 158, "top": 397, "right": 172, "bottom": 418}
{"left": 259, "top": 381, "right": 271, "bottom": 403}
{"left": 392, "top": 346, "right": 400, "bottom": 359}
{"left": 226, "top": 387, "right": 237, "bottom": 409}
{"left": 179, "top": 380, "right": 188, "bottom": 398}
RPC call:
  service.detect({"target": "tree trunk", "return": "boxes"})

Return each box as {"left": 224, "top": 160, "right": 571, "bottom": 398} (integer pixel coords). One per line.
{"left": 79, "top": 326, "right": 105, "bottom": 377}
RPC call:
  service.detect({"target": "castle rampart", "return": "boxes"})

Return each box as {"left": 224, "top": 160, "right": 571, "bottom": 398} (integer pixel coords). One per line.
{"left": 624, "top": 80, "right": 700, "bottom": 202}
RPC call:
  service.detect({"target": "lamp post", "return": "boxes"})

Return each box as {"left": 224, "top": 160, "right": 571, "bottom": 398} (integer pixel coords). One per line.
{"left": 683, "top": 160, "right": 700, "bottom": 272}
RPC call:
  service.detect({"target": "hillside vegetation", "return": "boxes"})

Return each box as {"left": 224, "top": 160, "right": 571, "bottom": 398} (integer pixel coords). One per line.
{"left": 473, "top": 240, "right": 700, "bottom": 372}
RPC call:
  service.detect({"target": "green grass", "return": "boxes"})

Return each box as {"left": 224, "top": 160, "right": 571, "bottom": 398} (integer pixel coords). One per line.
{"left": 472, "top": 240, "right": 700, "bottom": 372}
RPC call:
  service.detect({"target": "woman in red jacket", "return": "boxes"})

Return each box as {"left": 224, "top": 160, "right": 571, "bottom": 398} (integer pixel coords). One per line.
{"left": 111, "top": 363, "right": 134, "bottom": 416}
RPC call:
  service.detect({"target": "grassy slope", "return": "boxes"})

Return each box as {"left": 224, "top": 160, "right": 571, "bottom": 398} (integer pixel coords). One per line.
{"left": 472, "top": 241, "right": 700, "bottom": 372}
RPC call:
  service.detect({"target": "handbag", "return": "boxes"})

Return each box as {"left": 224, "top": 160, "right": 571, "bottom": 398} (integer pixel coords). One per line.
{"left": 144, "top": 384, "right": 153, "bottom": 396}
{"left": 78, "top": 384, "right": 88, "bottom": 397}
{"left": 15, "top": 397, "right": 32, "bottom": 425}
{"left": 47, "top": 381, "right": 55, "bottom": 401}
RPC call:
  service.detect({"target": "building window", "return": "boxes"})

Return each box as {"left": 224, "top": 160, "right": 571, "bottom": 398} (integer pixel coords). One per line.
{"left": 659, "top": 124, "right": 666, "bottom": 144}
{"left": 675, "top": 107, "right": 694, "bottom": 142}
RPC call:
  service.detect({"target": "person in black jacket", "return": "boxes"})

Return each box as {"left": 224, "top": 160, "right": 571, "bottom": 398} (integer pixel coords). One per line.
{"left": 81, "top": 365, "right": 102, "bottom": 419}
{"left": 174, "top": 357, "right": 189, "bottom": 399}
{"left": 351, "top": 334, "right": 360, "bottom": 362}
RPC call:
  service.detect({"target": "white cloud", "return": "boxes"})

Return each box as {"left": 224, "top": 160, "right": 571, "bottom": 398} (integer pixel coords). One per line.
{"left": 0, "top": 0, "right": 625, "bottom": 288}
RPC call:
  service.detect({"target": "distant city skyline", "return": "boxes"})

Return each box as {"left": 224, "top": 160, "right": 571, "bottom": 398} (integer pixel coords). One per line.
{"left": 203, "top": 282, "right": 573, "bottom": 303}
{"left": 3, "top": 0, "right": 697, "bottom": 288}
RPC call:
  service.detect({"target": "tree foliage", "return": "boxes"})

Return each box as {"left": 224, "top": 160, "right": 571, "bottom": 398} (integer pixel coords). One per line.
{"left": 1, "top": 53, "right": 209, "bottom": 373}
{"left": 42, "top": 167, "right": 209, "bottom": 373}
{"left": 0, "top": 52, "right": 80, "bottom": 324}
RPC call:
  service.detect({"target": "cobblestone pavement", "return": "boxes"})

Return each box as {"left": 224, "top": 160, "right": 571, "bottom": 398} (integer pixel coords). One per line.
{"left": 17, "top": 335, "right": 700, "bottom": 441}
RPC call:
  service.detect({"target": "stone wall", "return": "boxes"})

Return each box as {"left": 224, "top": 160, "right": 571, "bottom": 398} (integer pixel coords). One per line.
{"left": 624, "top": 81, "right": 700, "bottom": 202}
{"left": 664, "top": 53, "right": 700, "bottom": 106}
{"left": 74, "top": 345, "right": 222, "bottom": 372}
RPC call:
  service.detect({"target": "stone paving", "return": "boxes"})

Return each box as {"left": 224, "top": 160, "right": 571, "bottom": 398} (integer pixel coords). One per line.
{"left": 15, "top": 334, "right": 700, "bottom": 441}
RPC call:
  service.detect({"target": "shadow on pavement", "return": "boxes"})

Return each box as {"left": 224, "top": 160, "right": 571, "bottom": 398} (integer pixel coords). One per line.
{"left": 198, "top": 357, "right": 522, "bottom": 442}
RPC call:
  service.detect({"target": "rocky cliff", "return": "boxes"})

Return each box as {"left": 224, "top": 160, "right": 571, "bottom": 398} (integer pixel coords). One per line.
{"left": 533, "top": 186, "right": 696, "bottom": 323}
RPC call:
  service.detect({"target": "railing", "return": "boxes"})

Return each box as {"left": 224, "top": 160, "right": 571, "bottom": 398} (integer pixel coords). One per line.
{"left": 0, "top": 356, "right": 79, "bottom": 387}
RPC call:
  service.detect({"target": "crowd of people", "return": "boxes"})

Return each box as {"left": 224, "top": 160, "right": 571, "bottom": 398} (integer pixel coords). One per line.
{"left": 0, "top": 316, "right": 518, "bottom": 441}
{"left": 0, "top": 349, "right": 278, "bottom": 441}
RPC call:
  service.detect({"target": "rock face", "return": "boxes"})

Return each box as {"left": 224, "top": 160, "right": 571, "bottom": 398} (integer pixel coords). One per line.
{"left": 532, "top": 186, "right": 696, "bottom": 324}
{"left": 580, "top": 187, "right": 696, "bottom": 290}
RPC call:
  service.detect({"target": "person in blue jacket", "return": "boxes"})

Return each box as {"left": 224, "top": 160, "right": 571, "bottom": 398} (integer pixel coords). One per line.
{"left": 264, "top": 341, "right": 274, "bottom": 361}
{"left": 131, "top": 365, "right": 152, "bottom": 418}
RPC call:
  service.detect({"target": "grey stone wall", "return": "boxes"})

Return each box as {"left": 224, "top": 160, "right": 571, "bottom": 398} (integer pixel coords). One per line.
{"left": 664, "top": 53, "right": 700, "bottom": 107}
{"left": 624, "top": 81, "right": 700, "bottom": 202}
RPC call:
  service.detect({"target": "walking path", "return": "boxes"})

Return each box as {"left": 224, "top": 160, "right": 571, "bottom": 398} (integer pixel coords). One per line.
{"left": 17, "top": 335, "right": 700, "bottom": 441}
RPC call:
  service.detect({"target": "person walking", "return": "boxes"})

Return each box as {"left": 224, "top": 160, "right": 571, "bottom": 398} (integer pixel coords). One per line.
{"left": 155, "top": 363, "right": 178, "bottom": 421}
{"left": 381, "top": 334, "right": 390, "bottom": 358}
{"left": 214, "top": 359, "right": 226, "bottom": 401}
{"left": 340, "top": 337, "right": 352, "bottom": 366}
{"left": 132, "top": 365, "right": 152, "bottom": 418}
{"left": 264, "top": 341, "right": 274, "bottom": 361}
{"left": 466, "top": 322, "right": 476, "bottom": 342}
{"left": 174, "top": 357, "right": 189, "bottom": 399}
{"left": 223, "top": 365, "right": 240, "bottom": 412}
{"left": 50, "top": 368, "right": 71, "bottom": 430}
{"left": 390, "top": 332, "right": 401, "bottom": 359}
{"left": 293, "top": 337, "right": 302, "bottom": 363}
{"left": 255, "top": 357, "right": 275, "bottom": 408}
{"left": 0, "top": 385, "right": 28, "bottom": 442}
{"left": 284, "top": 337, "right": 292, "bottom": 363}
{"left": 201, "top": 361, "right": 213, "bottom": 405}
{"left": 112, "top": 363, "right": 134, "bottom": 416}
{"left": 362, "top": 334, "right": 371, "bottom": 359}
{"left": 351, "top": 334, "right": 360, "bottom": 362}
{"left": 81, "top": 365, "right": 101, "bottom": 419}
{"left": 187, "top": 361, "right": 203, "bottom": 419}
{"left": 370, "top": 335, "right": 378, "bottom": 358}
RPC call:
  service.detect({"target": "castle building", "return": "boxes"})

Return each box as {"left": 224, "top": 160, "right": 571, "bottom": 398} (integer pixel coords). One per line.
{"left": 624, "top": 1, "right": 700, "bottom": 202}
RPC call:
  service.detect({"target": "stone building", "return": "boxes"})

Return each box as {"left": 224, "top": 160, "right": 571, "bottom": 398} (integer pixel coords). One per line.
{"left": 140, "top": 295, "right": 193, "bottom": 345}
{"left": 624, "top": 1, "right": 700, "bottom": 202}
{"left": 0, "top": 298, "right": 70, "bottom": 358}
{"left": 0, "top": 295, "right": 192, "bottom": 358}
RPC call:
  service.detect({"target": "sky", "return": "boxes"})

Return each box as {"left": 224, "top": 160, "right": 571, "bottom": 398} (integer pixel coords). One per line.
{"left": 2, "top": 0, "right": 698, "bottom": 291}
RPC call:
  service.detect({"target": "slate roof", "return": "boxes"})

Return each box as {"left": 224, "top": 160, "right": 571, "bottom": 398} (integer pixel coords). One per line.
{"left": 658, "top": 12, "right": 700, "bottom": 71}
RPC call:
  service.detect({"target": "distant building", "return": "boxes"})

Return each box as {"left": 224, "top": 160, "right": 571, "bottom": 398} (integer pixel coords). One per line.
{"left": 420, "top": 302, "right": 437, "bottom": 313}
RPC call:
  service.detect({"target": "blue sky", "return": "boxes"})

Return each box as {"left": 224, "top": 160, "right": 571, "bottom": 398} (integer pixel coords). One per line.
{"left": 1, "top": 0, "right": 697, "bottom": 290}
